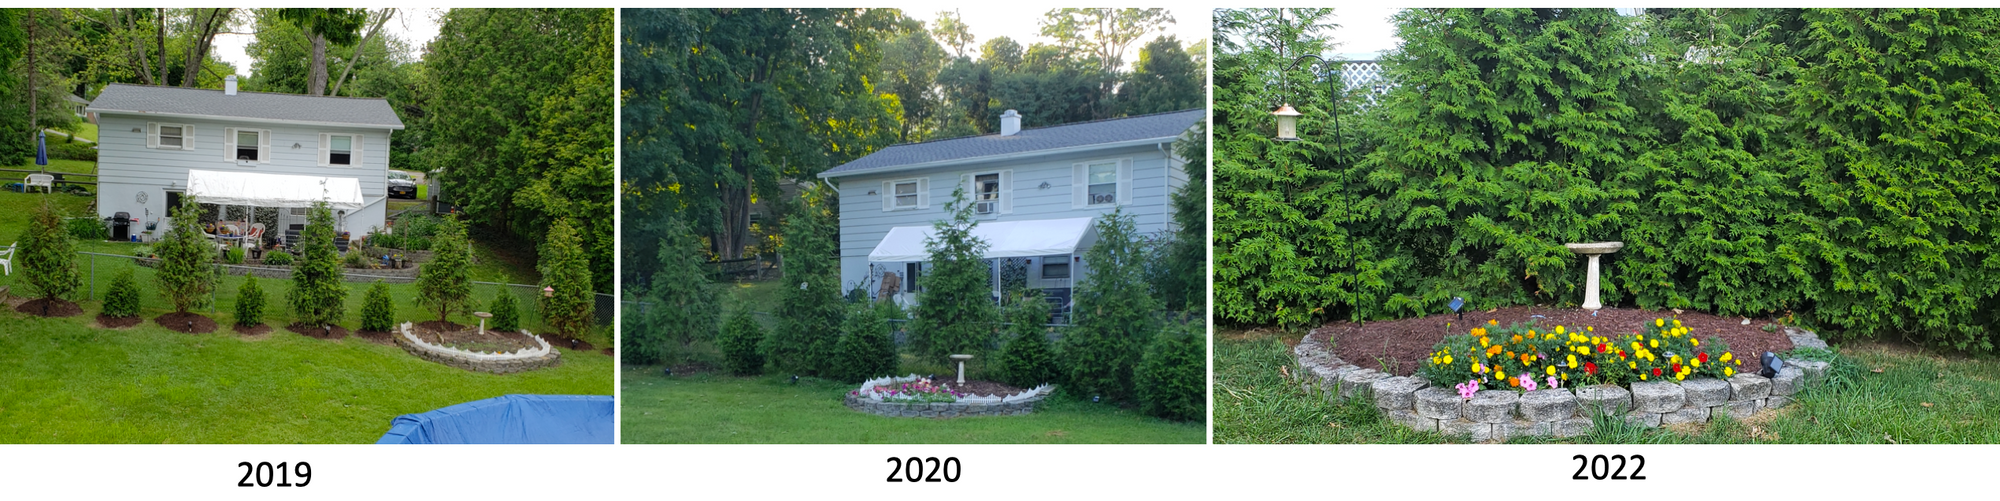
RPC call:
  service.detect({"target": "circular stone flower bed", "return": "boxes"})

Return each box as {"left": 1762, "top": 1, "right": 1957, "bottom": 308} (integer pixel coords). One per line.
{"left": 1293, "top": 308, "right": 1834, "bottom": 441}
{"left": 843, "top": 375, "right": 1055, "bottom": 418}
{"left": 393, "top": 321, "right": 561, "bottom": 374}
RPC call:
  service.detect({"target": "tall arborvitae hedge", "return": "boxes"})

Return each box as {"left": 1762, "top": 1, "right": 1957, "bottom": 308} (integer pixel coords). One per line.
{"left": 288, "top": 201, "right": 347, "bottom": 328}
{"left": 1062, "top": 209, "right": 1162, "bottom": 404}
{"left": 768, "top": 185, "right": 844, "bottom": 376}
{"left": 908, "top": 188, "right": 997, "bottom": 365}
{"left": 623, "top": 216, "right": 719, "bottom": 366}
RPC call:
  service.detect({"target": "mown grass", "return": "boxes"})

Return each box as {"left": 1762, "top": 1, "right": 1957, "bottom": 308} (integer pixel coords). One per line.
{"left": 1214, "top": 328, "right": 2000, "bottom": 444}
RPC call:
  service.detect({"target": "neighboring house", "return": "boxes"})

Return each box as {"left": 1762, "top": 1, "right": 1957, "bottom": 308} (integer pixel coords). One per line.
{"left": 819, "top": 108, "right": 1203, "bottom": 320}
{"left": 86, "top": 76, "right": 404, "bottom": 244}
{"left": 65, "top": 93, "right": 94, "bottom": 123}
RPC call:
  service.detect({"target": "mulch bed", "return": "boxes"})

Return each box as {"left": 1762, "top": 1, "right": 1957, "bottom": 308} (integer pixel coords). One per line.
{"left": 946, "top": 380, "right": 1027, "bottom": 397}
{"left": 411, "top": 321, "right": 539, "bottom": 352}
{"left": 155, "top": 312, "right": 218, "bottom": 334}
{"left": 289, "top": 323, "right": 351, "bottom": 340}
{"left": 96, "top": 314, "right": 143, "bottom": 328}
{"left": 600, "top": 347, "right": 614, "bottom": 357}
{"left": 233, "top": 323, "right": 273, "bottom": 336}
{"left": 353, "top": 329, "right": 395, "bottom": 346}
{"left": 1319, "top": 306, "right": 1793, "bottom": 378}
{"left": 14, "top": 298, "right": 83, "bottom": 318}
{"left": 541, "top": 334, "right": 595, "bottom": 352}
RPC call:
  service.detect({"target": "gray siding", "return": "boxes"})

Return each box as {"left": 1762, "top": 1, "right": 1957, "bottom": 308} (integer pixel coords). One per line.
{"left": 834, "top": 142, "right": 1176, "bottom": 291}
{"left": 95, "top": 113, "right": 393, "bottom": 236}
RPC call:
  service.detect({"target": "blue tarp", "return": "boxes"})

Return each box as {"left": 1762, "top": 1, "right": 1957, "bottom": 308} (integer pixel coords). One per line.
{"left": 376, "top": 394, "right": 614, "bottom": 444}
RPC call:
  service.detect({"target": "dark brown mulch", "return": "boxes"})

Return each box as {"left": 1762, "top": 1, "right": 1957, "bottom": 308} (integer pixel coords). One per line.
{"left": 96, "top": 314, "right": 143, "bottom": 328}
{"left": 288, "top": 323, "right": 351, "bottom": 340}
{"left": 945, "top": 380, "right": 1027, "bottom": 398}
{"left": 542, "top": 334, "right": 595, "bottom": 352}
{"left": 1319, "top": 306, "right": 1793, "bottom": 378}
{"left": 410, "top": 322, "right": 538, "bottom": 352}
{"left": 154, "top": 312, "right": 218, "bottom": 334}
{"left": 415, "top": 320, "right": 466, "bottom": 333}
{"left": 600, "top": 347, "right": 614, "bottom": 357}
{"left": 353, "top": 330, "right": 395, "bottom": 346}
{"left": 233, "top": 323, "right": 273, "bottom": 336}
{"left": 15, "top": 298, "right": 83, "bottom": 317}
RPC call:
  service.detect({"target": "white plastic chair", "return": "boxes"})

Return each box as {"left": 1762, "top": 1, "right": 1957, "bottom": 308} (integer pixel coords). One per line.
{"left": 24, "top": 174, "right": 53, "bottom": 194}
{"left": 0, "top": 241, "right": 14, "bottom": 275}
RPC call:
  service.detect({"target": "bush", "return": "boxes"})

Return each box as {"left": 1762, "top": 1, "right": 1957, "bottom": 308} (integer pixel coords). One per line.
{"left": 360, "top": 280, "right": 395, "bottom": 332}
{"left": 261, "top": 251, "right": 293, "bottom": 266}
{"left": 19, "top": 198, "right": 83, "bottom": 304}
{"left": 1061, "top": 209, "right": 1161, "bottom": 404}
{"left": 288, "top": 201, "right": 347, "bottom": 328}
{"left": 102, "top": 268, "right": 142, "bottom": 318}
{"left": 539, "top": 219, "right": 594, "bottom": 338}
{"left": 154, "top": 195, "right": 216, "bottom": 313}
{"left": 624, "top": 217, "right": 721, "bottom": 366}
{"left": 995, "top": 290, "right": 1061, "bottom": 388}
{"left": 720, "top": 308, "right": 766, "bottom": 376}
{"left": 130, "top": 245, "right": 154, "bottom": 258}
{"left": 235, "top": 273, "right": 266, "bottom": 327}
{"left": 488, "top": 290, "right": 520, "bottom": 332}
{"left": 224, "top": 247, "right": 245, "bottom": 264}
{"left": 63, "top": 217, "right": 102, "bottom": 241}
{"left": 769, "top": 185, "right": 843, "bottom": 376}
{"left": 416, "top": 215, "right": 472, "bottom": 323}
{"left": 393, "top": 213, "right": 440, "bottom": 251}
{"left": 830, "top": 302, "right": 898, "bottom": 383}
{"left": 909, "top": 188, "right": 998, "bottom": 365}
{"left": 51, "top": 141, "right": 96, "bottom": 161}
{"left": 342, "top": 250, "right": 371, "bottom": 269}
{"left": 1136, "top": 317, "right": 1206, "bottom": 422}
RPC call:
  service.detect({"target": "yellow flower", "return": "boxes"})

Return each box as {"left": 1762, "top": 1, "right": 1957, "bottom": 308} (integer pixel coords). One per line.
{"left": 1547, "top": 366, "right": 1557, "bottom": 376}
{"left": 1640, "top": 373, "right": 1648, "bottom": 381}
{"left": 1555, "top": 325, "right": 1566, "bottom": 334}
{"left": 1674, "top": 319, "right": 1683, "bottom": 327}
{"left": 1724, "top": 367, "right": 1735, "bottom": 377}
{"left": 1656, "top": 318, "right": 1665, "bottom": 327}
{"left": 1692, "top": 359, "right": 1701, "bottom": 368}
{"left": 1721, "top": 352, "right": 1733, "bottom": 362}
{"left": 1444, "top": 355, "right": 1454, "bottom": 365}
{"left": 1692, "top": 338, "right": 1700, "bottom": 347}
{"left": 1489, "top": 319, "right": 1499, "bottom": 326}
{"left": 1561, "top": 373, "right": 1569, "bottom": 381}
{"left": 1567, "top": 354, "right": 1578, "bottom": 368}
{"left": 1629, "top": 361, "right": 1638, "bottom": 369}
{"left": 1649, "top": 339, "right": 1658, "bottom": 349}
{"left": 1587, "top": 326, "right": 1594, "bottom": 332}
{"left": 1480, "top": 337, "right": 1490, "bottom": 347}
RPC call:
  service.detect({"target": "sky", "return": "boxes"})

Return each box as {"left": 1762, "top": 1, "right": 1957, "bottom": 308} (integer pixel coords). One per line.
{"left": 1326, "top": 7, "right": 1403, "bottom": 60}
{"left": 900, "top": 7, "right": 1209, "bottom": 70}
{"left": 211, "top": 8, "right": 447, "bottom": 78}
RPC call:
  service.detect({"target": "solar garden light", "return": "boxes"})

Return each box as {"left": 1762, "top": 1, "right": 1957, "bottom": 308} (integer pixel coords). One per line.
{"left": 1449, "top": 296, "right": 1466, "bottom": 325}
{"left": 1760, "top": 352, "right": 1783, "bottom": 378}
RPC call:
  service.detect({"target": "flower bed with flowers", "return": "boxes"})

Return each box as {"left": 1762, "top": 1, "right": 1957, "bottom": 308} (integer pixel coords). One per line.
{"left": 843, "top": 375, "right": 1056, "bottom": 419}
{"left": 1294, "top": 317, "right": 1835, "bottom": 442}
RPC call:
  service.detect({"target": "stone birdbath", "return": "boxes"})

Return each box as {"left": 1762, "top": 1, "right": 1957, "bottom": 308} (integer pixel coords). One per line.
{"left": 474, "top": 311, "right": 493, "bottom": 336}
{"left": 950, "top": 354, "right": 974, "bottom": 384}
{"left": 1564, "top": 241, "right": 1624, "bottom": 310}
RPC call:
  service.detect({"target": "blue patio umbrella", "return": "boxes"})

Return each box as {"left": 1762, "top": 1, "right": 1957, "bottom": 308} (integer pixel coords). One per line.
{"left": 35, "top": 130, "right": 49, "bottom": 166}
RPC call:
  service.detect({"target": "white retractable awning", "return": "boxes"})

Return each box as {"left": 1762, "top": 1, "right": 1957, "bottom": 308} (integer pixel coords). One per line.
{"left": 868, "top": 217, "right": 1097, "bottom": 262}
{"left": 185, "top": 169, "right": 364, "bottom": 211}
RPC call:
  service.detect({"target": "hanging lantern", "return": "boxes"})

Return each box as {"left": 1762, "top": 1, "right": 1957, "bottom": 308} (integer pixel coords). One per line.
{"left": 1271, "top": 104, "right": 1303, "bottom": 141}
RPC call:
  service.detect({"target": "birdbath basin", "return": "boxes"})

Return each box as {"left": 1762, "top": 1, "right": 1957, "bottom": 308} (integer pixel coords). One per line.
{"left": 474, "top": 312, "right": 493, "bottom": 335}
{"left": 949, "top": 354, "right": 974, "bottom": 384}
{"left": 1564, "top": 242, "right": 1624, "bottom": 310}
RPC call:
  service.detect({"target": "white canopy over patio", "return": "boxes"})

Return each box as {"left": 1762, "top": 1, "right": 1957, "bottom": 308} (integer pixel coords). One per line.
{"left": 185, "top": 169, "right": 363, "bottom": 211}
{"left": 868, "top": 216, "right": 1098, "bottom": 262}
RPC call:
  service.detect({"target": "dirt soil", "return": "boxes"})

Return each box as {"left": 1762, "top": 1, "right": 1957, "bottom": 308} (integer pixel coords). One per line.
{"left": 96, "top": 314, "right": 143, "bottom": 328}
{"left": 289, "top": 323, "right": 351, "bottom": 340}
{"left": 944, "top": 380, "right": 1028, "bottom": 398}
{"left": 353, "top": 329, "right": 395, "bottom": 346}
{"left": 155, "top": 312, "right": 218, "bottom": 334}
{"left": 412, "top": 321, "right": 539, "bottom": 353}
{"left": 542, "top": 334, "right": 596, "bottom": 352}
{"left": 1318, "top": 306, "right": 1794, "bottom": 377}
{"left": 233, "top": 323, "right": 273, "bottom": 336}
{"left": 15, "top": 298, "right": 83, "bottom": 317}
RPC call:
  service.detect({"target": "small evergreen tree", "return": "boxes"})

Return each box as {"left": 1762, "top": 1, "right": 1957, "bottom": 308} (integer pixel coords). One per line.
{"left": 102, "top": 268, "right": 142, "bottom": 318}
{"left": 18, "top": 198, "right": 83, "bottom": 310}
{"left": 830, "top": 302, "right": 898, "bottom": 383}
{"left": 539, "top": 219, "right": 595, "bottom": 337}
{"left": 1136, "top": 317, "right": 1206, "bottom": 421}
{"left": 489, "top": 290, "right": 521, "bottom": 332}
{"left": 768, "top": 185, "right": 845, "bottom": 376}
{"left": 235, "top": 273, "right": 266, "bottom": 327}
{"left": 415, "top": 215, "right": 473, "bottom": 324}
{"left": 909, "top": 188, "right": 997, "bottom": 365}
{"left": 360, "top": 280, "right": 395, "bottom": 332}
{"left": 996, "top": 289, "right": 1060, "bottom": 388}
{"left": 625, "top": 217, "right": 720, "bottom": 366}
{"left": 720, "top": 308, "right": 766, "bottom": 376}
{"left": 154, "top": 195, "right": 217, "bottom": 314}
{"left": 288, "top": 200, "right": 347, "bottom": 328}
{"left": 1062, "top": 208, "right": 1161, "bottom": 404}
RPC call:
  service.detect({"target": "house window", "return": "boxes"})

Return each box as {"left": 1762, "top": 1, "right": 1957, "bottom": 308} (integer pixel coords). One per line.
{"left": 236, "top": 130, "right": 261, "bottom": 161}
{"left": 974, "top": 173, "right": 1000, "bottom": 214}
{"left": 165, "top": 191, "right": 184, "bottom": 213}
{"left": 905, "top": 262, "right": 923, "bottom": 292}
{"left": 159, "top": 126, "right": 185, "bottom": 148}
{"left": 1041, "top": 262, "right": 1071, "bottom": 279}
{"left": 893, "top": 180, "right": 919, "bottom": 209}
{"left": 329, "top": 135, "right": 354, "bottom": 165}
{"left": 1086, "top": 162, "right": 1118, "bottom": 205}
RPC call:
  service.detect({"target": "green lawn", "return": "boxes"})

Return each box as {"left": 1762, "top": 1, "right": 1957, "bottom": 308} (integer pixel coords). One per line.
{"left": 1214, "top": 328, "right": 2000, "bottom": 444}
{"left": 620, "top": 369, "right": 1204, "bottom": 444}
{"left": 58, "top": 123, "right": 98, "bottom": 143}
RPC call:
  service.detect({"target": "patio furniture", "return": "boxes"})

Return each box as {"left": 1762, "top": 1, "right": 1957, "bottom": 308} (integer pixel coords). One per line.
{"left": 0, "top": 241, "right": 13, "bottom": 275}
{"left": 24, "top": 174, "right": 53, "bottom": 194}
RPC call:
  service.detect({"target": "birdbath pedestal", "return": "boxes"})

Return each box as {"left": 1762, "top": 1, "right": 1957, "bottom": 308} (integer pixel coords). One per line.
{"left": 1564, "top": 242, "right": 1624, "bottom": 310}
{"left": 474, "top": 312, "right": 493, "bottom": 336}
{"left": 949, "top": 354, "right": 974, "bottom": 384}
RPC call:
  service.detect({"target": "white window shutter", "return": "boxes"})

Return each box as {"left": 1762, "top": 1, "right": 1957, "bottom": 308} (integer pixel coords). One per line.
{"left": 259, "top": 130, "right": 272, "bottom": 163}
{"left": 223, "top": 127, "right": 236, "bottom": 160}
{"left": 882, "top": 181, "right": 894, "bottom": 211}
{"left": 318, "top": 134, "right": 330, "bottom": 166}
{"left": 1071, "top": 163, "right": 1087, "bottom": 209}
{"left": 182, "top": 125, "right": 194, "bottom": 150}
{"left": 1118, "top": 158, "right": 1133, "bottom": 206}
{"left": 147, "top": 123, "right": 160, "bottom": 149}
{"left": 999, "top": 170, "right": 1014, "bottom": 214}
{"left": 349, "top": 135, "right": 362, "bottom": 168}
{"left": 916, "top": 178, "right": 930, "bottom": 209}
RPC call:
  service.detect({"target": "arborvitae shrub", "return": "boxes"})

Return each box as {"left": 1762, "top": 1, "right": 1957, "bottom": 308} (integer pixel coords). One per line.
{"left": 626, "top": 217, "right": 721, "bottom": 366}
{"left": 416, "top": 216, "right": 473, "bottom": 324}
{"left": 288, "top": 201, "right": 347, "bottom": 327}
{"left": 830, "top": 302, "right": 898, "bottom": 383}
{"left": 102, "top": 268, "right": 142, "bottom": 318}
{"left": 1062, "top": 209, "right": 1161, "bottom": 404}
{"left": 909, "top": 188, "right": 998, "bottom": 365}
{"left": 769, "top": 186, "right": 844, "bottom": 376}
{"left": 360, "top": 281, "right": 395, "bottom": 332}
{"left": 155, "top": 196, "right": 217, "bottom": 314}
{"left": 539, "top": 219, "right": 595, "bottom": 337}
{"left": 19, "top": 198, "right": 83, "bottom": 305}
{"left": 235, "top": 273, "right": 266, "bottom": 327}
{"left": 1136, "top": 317, "right": 1206, "bottom": 421}
{"left": 720, "top": 308, "right": 766, "bottom": 376}
{"left": 996, "top": 290, "right": 1060, "bottom": 388}
{"left": 488, "top": 290, "right": 520, "bottom": 332}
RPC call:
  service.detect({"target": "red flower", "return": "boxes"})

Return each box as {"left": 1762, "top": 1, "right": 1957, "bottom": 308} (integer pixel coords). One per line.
{"left": 1598, "top": 344, "right": 1609, "bottom": 353}
{"left": 1671, "top": 363, "right": 1682, "bottom": 373}
{"left": 1618, "top": 350, "right": 1628, "bottom": 359}
{"left": 1652, "top": 368, "right": 1662, "bottom": 376}
{"left": 1584, "top": 362, "right": 1598, "bottom": 375}
{"left": 1698, "top": 352, "right": 1710, "bottom": 363}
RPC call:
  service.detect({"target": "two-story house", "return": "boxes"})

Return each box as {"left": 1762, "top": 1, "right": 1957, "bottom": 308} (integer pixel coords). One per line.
{"left": 86, "top": 76, "right": 403, "bottom": 244}
{"left": 819, "top": 108, "right": 1203, "bottom": 320}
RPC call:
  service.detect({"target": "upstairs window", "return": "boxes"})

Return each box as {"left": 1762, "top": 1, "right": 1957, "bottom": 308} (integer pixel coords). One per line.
{"left": 236, "top": 130, "right": 260, "bottom": 161}
{"left": 974, "top": 173, "right": 1000, "bottom": 214}
{"left": 1072, "top": 158, "right": 1130, "bottom": 208}
{"left": 1086, "top": 163, "right": 1118, "bottom": 205}
{"left": 148, "top": 123, "right": 194, "bottom": 150}
{"left": 224, "top": 128, "right": 270, "bottom": 163}
{"left": 161, "top": 126, "right": 186, "bottom": 148}
{"left": 882, "top": 178, "right": 927, "bottom": 211}
{"left": 329, "top": 135, "right": 353, "bottom": 165}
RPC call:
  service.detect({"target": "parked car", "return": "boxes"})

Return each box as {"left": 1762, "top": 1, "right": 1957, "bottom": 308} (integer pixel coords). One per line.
{"left": 388, "top": 171, "right": 418, "bottom": 199}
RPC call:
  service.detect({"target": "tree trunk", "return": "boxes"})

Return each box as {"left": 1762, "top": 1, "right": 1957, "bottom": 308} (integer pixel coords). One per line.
{"left": 124, "top": 10, "right": 155, "bottom": 86}
{"left": 156, "top": 8, "right": 168, "bottom": 87}
{"left": 308, "top": 32, "right": 328, "bottom": 95}
{"left": 330, "top": 9, "right": 394, "bottom": 97}
{"left": 27, "top": 10, "right": 36, "bottom": 137}
{"left": 181, "top": 9, "right": 231, "bottom": 88}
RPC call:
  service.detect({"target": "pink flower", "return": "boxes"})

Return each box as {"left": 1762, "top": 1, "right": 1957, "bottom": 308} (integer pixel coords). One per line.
{"left": 1520, "top": 375, "right": 1537, "bottom": 392}
{"left": 1546, "top": 376, "right": 1560, "bottom": 389}
{"left": 1455, "top": 380, "right": 1479, "bottom": 399}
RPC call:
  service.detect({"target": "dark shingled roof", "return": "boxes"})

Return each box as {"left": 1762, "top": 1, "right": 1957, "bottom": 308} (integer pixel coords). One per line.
{"left": 87, "top": 83, "right": 404, "bottom": 129}
{"left": 820, "top": 108, "right": 1203, "bottom": 178}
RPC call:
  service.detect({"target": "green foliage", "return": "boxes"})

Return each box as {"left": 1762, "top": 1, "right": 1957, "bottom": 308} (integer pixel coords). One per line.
{"left": 64, "top": 217, "right": 103, "bottom": 241}
{"left": 1118, "top": 36, "right": 1204, "bottom": 115}
{"left": 261, "top": 250, "right": 293, "bottom": 266}
{"left": 720, "top": 308, "right": 767, "bottom": 376}
{"left": 996, "top": 290, "right": 1061, "bottom": 388}
{"left": 830, "top": 302, "right": 899, "bottom": 383}
{"left": 154, "top": 196, "right": 216, "bottom": 313}
{"left": 224, "top": 247, "right": 245, "bottom": 264}
{"left": 909, "top": 188, "right": 998, "bottom": 366}
{"left": 288, "top": 200, "right": 347, "bottom": 327}
{"left": 538, "top": 218, "right": 594, "bottom": 337}
{"left": 341, "top": 249, "right": 370, "bottom": 269}
{"left": 234, "top": 273, "right": 266, "bottom": 327}
{"left": 769, "top": 186, "right": 845, "bottom": 376}
{"left": 102, "top": 268, "right": 142, "bottom": 318}
{"left": 625, "top": 217, "right": 720, "bottom": 366}
{"left": 1152, "top": 120, "right": 1208, "bottom": 312}
{"left": 18, "top": 198, "right": 82, "bottom": 303}
{"left": 1136, "top": 317, "right": 1206, "bottom": 421}
{"left": 359, "top": 280, "right": 394, "bottom": 332}
{"left": 50, "top": 141, "right": 96, "bottom": 162}
{"left": 488, "top": 290, "right": 520, "bottom": 333}
{"left": 1062, "top": 208, "right": 1162, "bottom": 404}
{"left": 415, "top": 215, "right": 472, "bottom": 323}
